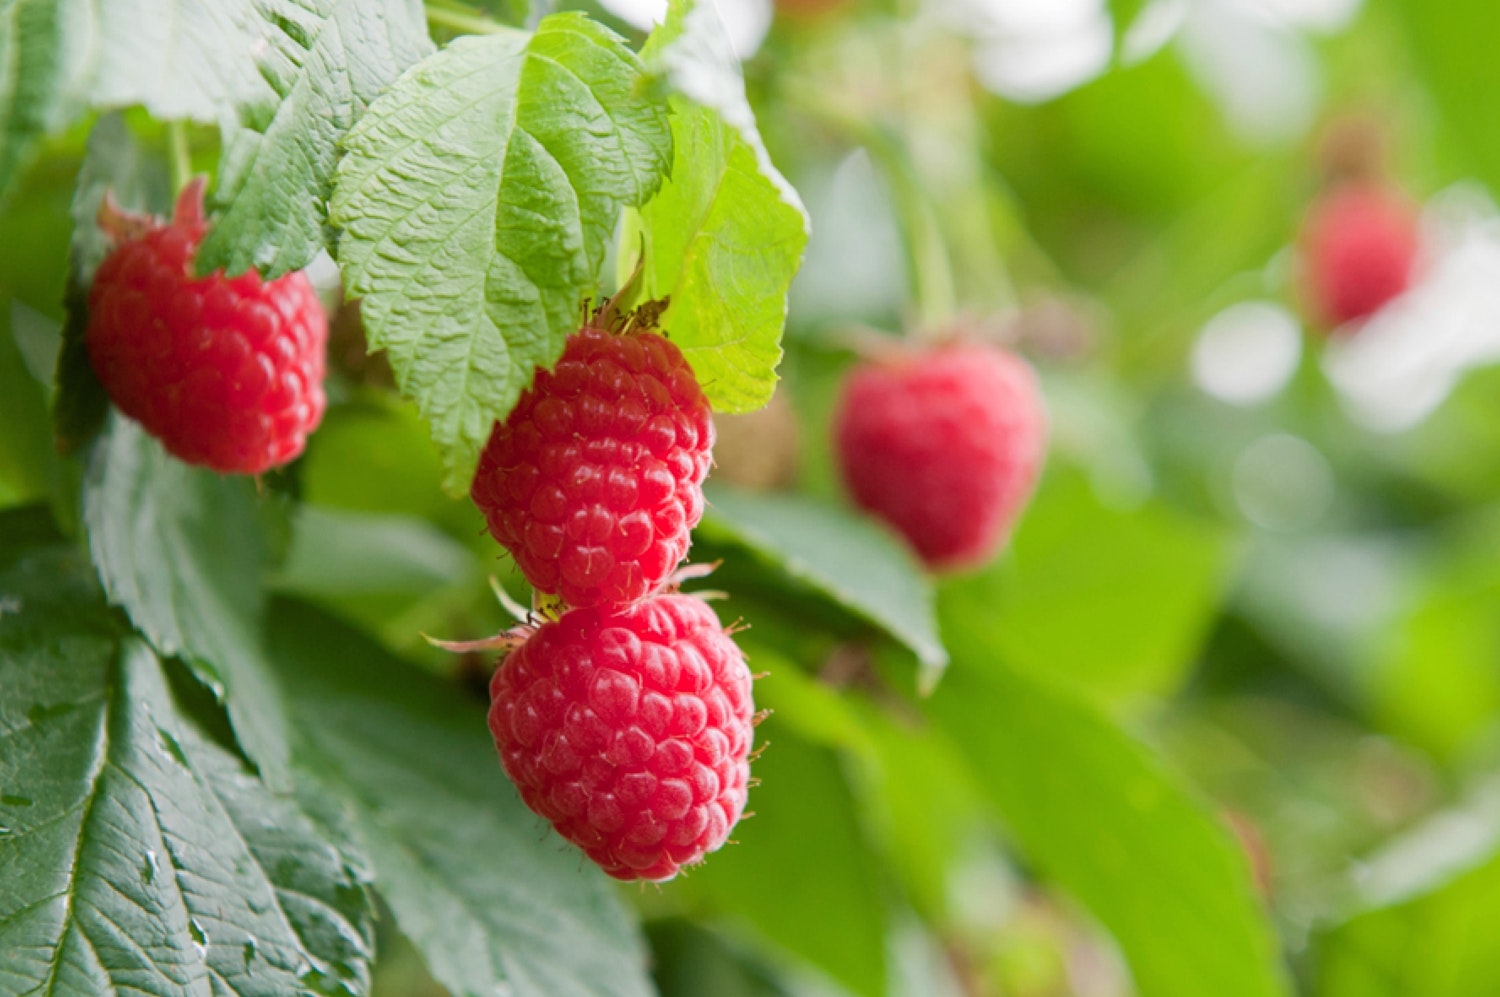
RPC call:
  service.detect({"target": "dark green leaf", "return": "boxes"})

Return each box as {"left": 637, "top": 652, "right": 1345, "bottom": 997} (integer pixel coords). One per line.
{"left": 268, "top": 598, "right": 655, "bottom": 997}
{"left": 0, "top": 306, "right": 55, "bottom": 506}
{"left": 83, "top": 415, "right": 291, "bottom": 789}
{"left": 0, "top": 504, "right": 63, "bottom": 567}
{"left": 0, "top": 547, "right": 374, "bottom": 997}
{"left": 54, "top": 114, "right": 172, "bottom": 456}
{"left": 196, "top": 0, "right": 433, "bottom": 277}
{"left": 701, "top": 485, "right": 948, "bottom": 686}
{"left": 331, "top": 14, "right": 673, "bottom": 492}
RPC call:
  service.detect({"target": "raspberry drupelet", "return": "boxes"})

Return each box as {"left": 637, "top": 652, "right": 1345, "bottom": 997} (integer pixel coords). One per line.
{"left": 488, "top": 594, "right": 755, "bottom": 881}
{"left": 85, "top": 178, "right": 327, "bottom": 474}
{"left": 833, "top": 341, "right": 1046, "bottom": 572}
{"left": 470, "top": 319, "right": 714, "bottom": 608}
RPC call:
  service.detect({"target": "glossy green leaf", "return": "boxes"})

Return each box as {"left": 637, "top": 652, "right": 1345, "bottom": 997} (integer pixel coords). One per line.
{"left": 930, "top": 596, "right": 1290, "bottom": 997}
{"left": 331, "top": 14, "right": 673, "bottom": 492}
{"left": 0, "top": 547, "right": 374, "bottom": 997}
{"left": 196, "top": 0, "right": 433, "bottom": 277}
{"left": 631, "top": 0, "right": 807, "bottom": 413}
{"left": 268, "top": 598, "right": 654, "bottom": 997}
{"left": 701, "top": 485, "right": 948, "bottom": 685}
{"left": 83, "top": 415, "right": 291, "bottom": 789}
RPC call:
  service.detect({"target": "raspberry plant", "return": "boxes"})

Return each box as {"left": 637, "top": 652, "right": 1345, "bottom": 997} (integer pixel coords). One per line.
{"left": 12, "top": 0, "right": 1494, "bottom": 995}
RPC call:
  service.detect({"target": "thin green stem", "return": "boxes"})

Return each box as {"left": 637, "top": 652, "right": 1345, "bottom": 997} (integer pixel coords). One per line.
{"left": 168, "top": 121, "right": 192, "bottom": 193}
{"left": 424, "top": 3, "right": 512, "bottom": 35}
{"left": 787, "top": 90, "right": 958, "bottom": 332}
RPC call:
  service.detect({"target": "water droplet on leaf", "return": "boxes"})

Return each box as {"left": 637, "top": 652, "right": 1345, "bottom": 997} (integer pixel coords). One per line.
{"left": 188, "top": 918, "right": 209, "bottom": 959}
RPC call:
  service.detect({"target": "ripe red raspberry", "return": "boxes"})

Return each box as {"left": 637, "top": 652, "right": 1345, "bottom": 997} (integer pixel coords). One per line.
{"left": 833, "top": 341, "right": 1046, "bottom": 571}
{"left": 488, "top": 594, "right": 754, "bottom": 881}
{"left": 1300, "top": 182, "right": 1419, "bottom": 330}
{"left": 471, "top": 324, "right": 714, "bottom": 608}
{"left": 86, "top": 178, "right": 327, "bottom": 474}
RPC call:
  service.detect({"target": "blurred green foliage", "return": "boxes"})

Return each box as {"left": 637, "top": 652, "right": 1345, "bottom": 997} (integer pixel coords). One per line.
{"left": 9, "top": 0, "right": 1500, "bottom": 994}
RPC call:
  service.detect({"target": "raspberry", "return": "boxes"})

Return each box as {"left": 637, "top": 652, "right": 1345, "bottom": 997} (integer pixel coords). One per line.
{"left": 86, "top": 178, "right": 327, "bottom": 474}
{"left": 488, "top": 594, "right": 754, "bottom": 881}
{"left": 833, "top": 341, "right": 1046, "bottom": 571}
{"left": 471, "top": 324, "right": 714, "bottom": 608}
{"left": 1300, "top": 182, "right": 1419, "bottom": 330}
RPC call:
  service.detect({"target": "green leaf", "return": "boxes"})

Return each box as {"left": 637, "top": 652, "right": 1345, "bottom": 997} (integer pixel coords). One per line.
{"left": 0, "top": 503, "right": 63, "bottom": 567}
{"left": 1314, "top": 782, "right": 1500, "bottom": 997}
{"left": 0, "top": 547, "right": 375, "bottom": 997}
{"left": 331, "top": 14, "right": 673, "bottom": 492}
{"left": 928, "top": 607, "right": 1291, "bottom": 997}
{"left": 1393, "top": 0, "right": 1500, "bottom": 195}
{"left": 678, "top": 724, "right": 889, "bottom": 997}
{"left": 54, "top": 114, "right": 172, "bottom": 455}
{"left": 271, "top": 504, "right": 475, "bottom": 597}
{"left": 79, "top": 2, "right": 268, "bottom": 123}
{"left": 1108, "top": 0, "right": 1151, "bottom": 48}
{"left": 196, "top": 0, "right": 433, "bottom": 277}
{"left": 943, "top": 468, "right": 1231, "bottom": 705}
{"left": 0, "top": 0, "right": 267, "bottom": 195}
{"left": 631, "top": 0, "right": 808, "bottom": 413}
{"left": 0, "top": 0, "right": 85, "bottom": 203}
{"left": 268, "top": 598, "right": 655, "bottom": 997}
{"left": 1364, "top": 511, "right": 1500, "bottom": 764}
{"left": 83, "top": 414, "right": 292, "bottom": 789}
{"left": 701, "top": 485, "right": 948, "bottom": 686}
{"left": 0, "top": 307, "right": 55, "bottom": 507}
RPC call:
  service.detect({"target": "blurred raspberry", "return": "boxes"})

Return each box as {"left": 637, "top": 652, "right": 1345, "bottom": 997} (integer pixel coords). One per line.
{"left": 1300, "top": 182, "right": 1419, "bottom": 330}
{"left": 711, "top": 389, "right": 800, "bottom": 492}
{"left": 833, "top": 341, "right": 1046, "bottom": 571}
{"left": 86, "top": 178, "right": 327, "bottom": 474}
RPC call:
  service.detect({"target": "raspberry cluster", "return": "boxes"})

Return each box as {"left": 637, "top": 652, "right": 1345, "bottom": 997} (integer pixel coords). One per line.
{"left": 86, "top": 178, "right": 327, "bottom": 474}
{"left": 473, "top": 306, "right": 756, "bottom": 881}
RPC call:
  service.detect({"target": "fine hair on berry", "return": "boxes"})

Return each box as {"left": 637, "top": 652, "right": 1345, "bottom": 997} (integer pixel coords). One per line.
{"left": 85, "top": 178, "right": 327, "bottom": 474}
{"left": 488, "top": 594, "right": 755, "bottom": 881}
{"left": 471, "top": 319, "right": 714, "bottom": 608}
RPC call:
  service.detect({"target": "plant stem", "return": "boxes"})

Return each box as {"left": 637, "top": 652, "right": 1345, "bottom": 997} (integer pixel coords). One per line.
{"left": 168, "top": 121, "right": 192, "bottom": 193}
{"left": 788, "top": 90, "right": 958, "bottom": 333}
{"left": 424, "top": 2, "right": 512, "bottom": 35}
